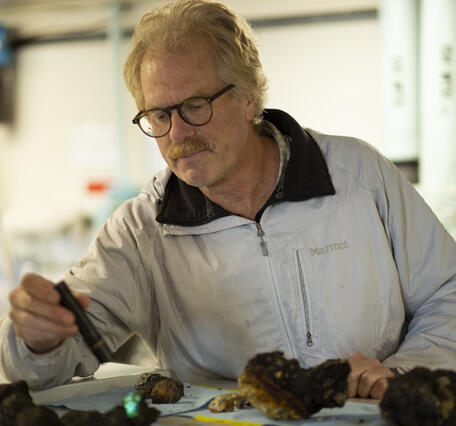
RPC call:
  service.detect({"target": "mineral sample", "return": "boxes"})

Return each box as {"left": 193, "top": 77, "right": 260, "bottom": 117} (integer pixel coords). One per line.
{"left": 135, "top": 373, "right": 184, "bottom": 403}
{"left": 105, "top": 406, "right": 132, "bottom": 426}
{"left": 0, "top": 379, "right": 160, "bottom": 426}
{"left": 61, "top": 391, "right": 160, "bottom": 426}
{"left": 128, "top": 400, "right": 161, "bottom": 426}
{"left": 119, "top": 390, "right": 160, "bottom": 425}
{"left": 14, "top": 405, "right": 62, "bottom": 426}
{"left": 0, "top": 380, "right": 31, "bottom": 401}
{"left": 209, "top": 393, "right": 249, "bottom": 413}
{"left": 60, "top": 409, "right": 108, "bottom": 426}
{"left": 380, "top": 367, "right": 456, "bottom": 426}
{"left": 0, "top": 381, "right": 35, "bottom": 426}
{"left": 238, "top": 351, "right": 350, "bottom": 420}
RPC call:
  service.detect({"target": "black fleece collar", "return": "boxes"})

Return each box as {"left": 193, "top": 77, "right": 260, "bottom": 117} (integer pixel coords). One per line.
{"left": 156, "top": 109, "right": 335, "bottom": 226}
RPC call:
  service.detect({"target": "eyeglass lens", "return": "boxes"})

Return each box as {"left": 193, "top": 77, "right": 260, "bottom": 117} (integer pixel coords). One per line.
{"left": 139, "top": 97, "right": 213, "bottom": 137}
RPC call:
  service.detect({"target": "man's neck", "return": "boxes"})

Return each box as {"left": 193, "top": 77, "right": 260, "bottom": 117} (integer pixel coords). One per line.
{"left": 200, "top": 134, "right": 280, "bottom": 220}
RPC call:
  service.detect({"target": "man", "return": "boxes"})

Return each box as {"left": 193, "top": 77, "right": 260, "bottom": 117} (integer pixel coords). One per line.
{"left": 1, "top": 0, "right": 456, "bottom": 400}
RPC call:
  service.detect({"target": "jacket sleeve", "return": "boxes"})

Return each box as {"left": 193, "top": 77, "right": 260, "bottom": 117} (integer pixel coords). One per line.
{"left": 375, "top": 156, "right": 456, "bottom": 372}
{"left": 0, "top": 317, "right": 98, "bottom": 390}
{"left": 0, "top": 201, "right": 158, "bottom": 390}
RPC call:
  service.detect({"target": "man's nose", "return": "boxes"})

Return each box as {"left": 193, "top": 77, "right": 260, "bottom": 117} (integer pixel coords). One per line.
{"left": 168, "top": 110, "right": 196, "bottom": 143}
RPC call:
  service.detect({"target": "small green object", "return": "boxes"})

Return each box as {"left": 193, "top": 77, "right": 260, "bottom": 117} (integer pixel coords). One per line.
{"left": 123, "top": 390, "right": 144, "bottom": 418}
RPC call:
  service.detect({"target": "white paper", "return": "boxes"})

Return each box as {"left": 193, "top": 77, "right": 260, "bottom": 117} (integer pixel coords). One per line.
{"left": 45, "top": 383, "right": 236, "bottom": 417}
{"left": 45, "top": 382, "right": 389, "bottom": 425}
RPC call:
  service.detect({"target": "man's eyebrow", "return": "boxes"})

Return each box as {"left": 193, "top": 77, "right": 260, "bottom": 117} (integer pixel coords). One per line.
{"left": 144, "top": 89, "right": 212, "bottom": 111}
{"left": 144, "top": 104, "right": 161, "bottom": 110}
{"left": 144, "top": 98, "right": 182, "bottom": 111}
{"left": 143, "top": 100, "right": 165, "bottom": 110}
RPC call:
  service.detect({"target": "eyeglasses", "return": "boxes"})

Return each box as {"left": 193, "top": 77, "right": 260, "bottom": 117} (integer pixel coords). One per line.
{"left": 132, "top": 84, "right": 234, "bottom": 138}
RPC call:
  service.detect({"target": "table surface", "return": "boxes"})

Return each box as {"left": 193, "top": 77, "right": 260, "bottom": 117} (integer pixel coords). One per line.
{"left": 4, "top": 363, "right": 384, "bottom": 425}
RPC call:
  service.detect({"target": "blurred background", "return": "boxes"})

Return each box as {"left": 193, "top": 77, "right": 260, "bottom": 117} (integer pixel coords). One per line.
{"left": 0, "top": 0, "right": 455, "bottom": 328}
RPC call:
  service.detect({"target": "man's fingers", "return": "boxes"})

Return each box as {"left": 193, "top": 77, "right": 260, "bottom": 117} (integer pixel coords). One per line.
{"left": 10, "top": 309, "right": 78, "bottom": 337}
{"left": 347, "top": 353, "right": 369, "bottom": 397}
{"left": 347, "top": 371, "right": 358, "bottom": 398}
{"left": 10, "top": 309, "right": 78, "bottom": 354}
{"left": 346, "top": 353, "right": 394, "bottom": 398}
{"left": 357, "top": 365, "right": 393, "bottom": 398}
{"left": 370, "top": 377, "right": 391, "bottom": 400}
{"left": 19, "top": 273, "right": 60, "bottom": 304}
{"left": 75, "top": 293, "right": 90, "bottom": 310}
{"left": 8, "top": 273, "right": 89, "bottom": 354}
{"left": 10, "top": 274, "right": 89, "bottom": 325}
{"left": 10, "top": 290, "right": 76, "bottom": 326}
{"left": 10, "top": 309, "right": 78, "bottom": 353}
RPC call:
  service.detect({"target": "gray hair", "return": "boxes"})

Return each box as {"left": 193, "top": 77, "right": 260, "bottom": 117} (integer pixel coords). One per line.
{"left": 123, "top": 0, "right": 268, "bottom": 127}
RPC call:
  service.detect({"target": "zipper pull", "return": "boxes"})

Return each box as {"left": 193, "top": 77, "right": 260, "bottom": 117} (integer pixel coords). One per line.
{"left": 255, "top": 223, "right": 269, "bottom": 256}
{"left": 306, "top": 331, "right": 313, "bottom": 347}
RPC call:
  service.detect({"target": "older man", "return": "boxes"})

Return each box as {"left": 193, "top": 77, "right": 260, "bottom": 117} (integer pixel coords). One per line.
{"left": 1, "top": 0, "right": 456, "bottom": 400}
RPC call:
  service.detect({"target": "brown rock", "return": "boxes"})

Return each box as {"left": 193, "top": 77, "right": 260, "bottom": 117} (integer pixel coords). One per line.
{"left": 208, "top": 393, "right": 249, "bottom": 413}
{"left": 238, "top": 351, "right": 350, "bottom": 420}
{"left": 135, "top": 373, "right": 184, "bottom": 404}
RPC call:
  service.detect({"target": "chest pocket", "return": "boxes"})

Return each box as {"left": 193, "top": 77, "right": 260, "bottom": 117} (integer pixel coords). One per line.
{"left": 291, "top": 199, "right": 404, "bottom": 360}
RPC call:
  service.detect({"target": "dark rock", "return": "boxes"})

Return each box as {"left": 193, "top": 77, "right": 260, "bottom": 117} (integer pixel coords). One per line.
{"left": 238, "top": 351, "right": 350, "bottom": 420}
{"left": 380, "top": 367, "right": 456, "bottom": 426}
{"left": 0, "top": 392, "right": 35, "bottom": 426}
{"left": 60, "top": 409, "right": 109, "bottom": 426}
{"left": 14, "top": 405, "right": 62, "bottom": 426}
{"left": 135, "top": 373, "right": 184, "bottom": 404}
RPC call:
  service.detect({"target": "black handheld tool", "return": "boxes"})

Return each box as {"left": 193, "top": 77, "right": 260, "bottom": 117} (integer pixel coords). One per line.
{"left": 55, "top": 281, "right": 112, "bottom": 363}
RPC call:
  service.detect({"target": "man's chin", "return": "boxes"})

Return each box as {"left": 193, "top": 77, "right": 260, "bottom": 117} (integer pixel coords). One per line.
{"left": 175, "top": 171, "right": 210, "bottom": 188}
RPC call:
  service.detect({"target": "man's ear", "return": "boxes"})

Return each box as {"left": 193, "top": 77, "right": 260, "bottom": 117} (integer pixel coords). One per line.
{"left": 245, "top": 98, "right": 257, "bottom": 122}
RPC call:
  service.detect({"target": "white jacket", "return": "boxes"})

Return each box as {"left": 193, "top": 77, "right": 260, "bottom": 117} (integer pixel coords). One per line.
{"left": 1, "top": 109, "right": 456, "bottom": 390}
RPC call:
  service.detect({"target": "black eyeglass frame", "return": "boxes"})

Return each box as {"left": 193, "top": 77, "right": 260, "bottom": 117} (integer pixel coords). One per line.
{"left": 132, "top": 83, "right": 235, "bottom": 138}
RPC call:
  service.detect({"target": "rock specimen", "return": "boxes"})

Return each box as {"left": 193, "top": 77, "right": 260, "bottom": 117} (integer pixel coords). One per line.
{"left": 134, "top": 373, "right": 184, "bottom": 403}
{"left": 0, "top": 381, "right": 35, "bottom": 426}
{"left": 61, "top": 391, "right": 160, "bottom": 426}
{"left": 238, "top": 351, "right": 350, "bottom": 420}
{"left": 208, "top": 393, "right": 249, "bottom": 413}
{"left": 60, "top": 409, "right": 109, "bottom": 426}
{"left": 380, "top": 367, "right": 456, "bottom": 426}
{"left": 0, "top": 380, "right": 159, "bottom": 426}
{"left": 14, "top": 405, "right": 62, "bottom": 426}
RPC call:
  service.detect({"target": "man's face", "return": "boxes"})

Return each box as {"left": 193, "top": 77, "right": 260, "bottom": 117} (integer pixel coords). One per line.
{"left": 140, "top": 45, "right": 256, "bottom": 190}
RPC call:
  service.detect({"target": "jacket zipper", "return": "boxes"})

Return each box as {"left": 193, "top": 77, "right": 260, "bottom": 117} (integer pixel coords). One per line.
{"left": 255, "top": 223, "right": 269, "bottom": 256}
{"left": 296, "top": 251, "right": 313, "bottom": 347}
{"left": 256, "top": 221, "right": 296, "bottom": 356}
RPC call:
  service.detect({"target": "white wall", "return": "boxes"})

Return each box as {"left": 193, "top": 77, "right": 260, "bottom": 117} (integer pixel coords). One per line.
{"left": 256, "top": 18, "right": 380, "bottom": 146}
{"left": 6, "top": 40, "right": 147, "bottom": 212}
{"left": 1, "top": 39, "right": 167, "bottom": 236}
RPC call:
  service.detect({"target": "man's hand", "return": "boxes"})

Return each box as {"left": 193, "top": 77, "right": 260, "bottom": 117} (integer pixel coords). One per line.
{"left": 347, "top": 353, "right": 395, "bottom": 399}
{"left": 8, "top": 273, "right": 90, "bottom": 354}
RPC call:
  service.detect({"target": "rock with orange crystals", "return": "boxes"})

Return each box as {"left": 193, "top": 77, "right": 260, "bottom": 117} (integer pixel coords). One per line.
{"left": 238, "top": 351, "right": 350, "bottom": 420}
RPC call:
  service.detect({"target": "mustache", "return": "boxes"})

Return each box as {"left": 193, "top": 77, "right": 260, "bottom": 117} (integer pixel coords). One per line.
{"left": 168, "top": 139, "right": 210, "bottom": 159}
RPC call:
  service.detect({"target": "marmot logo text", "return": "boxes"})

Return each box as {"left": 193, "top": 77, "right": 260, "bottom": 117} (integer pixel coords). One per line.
{"left": 310, "top": 241, "right": 349, "bottom": 256}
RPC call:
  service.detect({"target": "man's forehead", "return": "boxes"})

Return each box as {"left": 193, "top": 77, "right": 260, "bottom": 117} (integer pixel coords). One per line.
{"left": 140, "top": 46, "right": 222, "bottom": 108}
{"left": 142, "top": 41, "right": 214, "bottom": 70}
{"left": 141, "top": 50, "right": 216, "bottom": 96}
